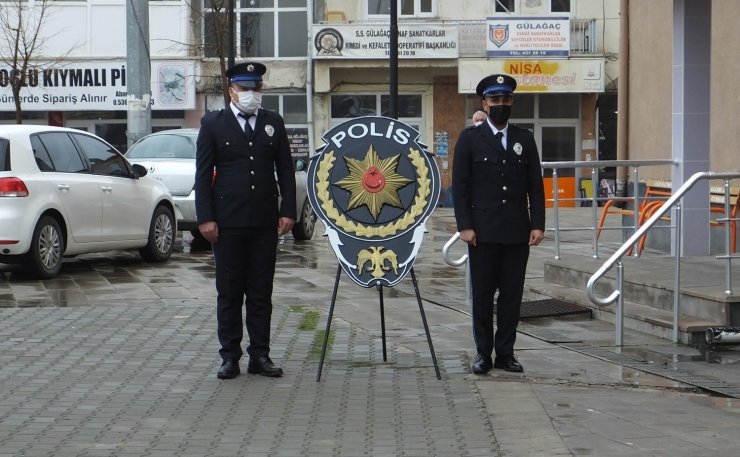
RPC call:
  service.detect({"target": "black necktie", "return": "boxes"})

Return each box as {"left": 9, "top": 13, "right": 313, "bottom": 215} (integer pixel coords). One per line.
{"left": 239, "top": 113, "right": 254, "bottom": 135}
{"left": 495, "top": 131, "right": 504, "bottom": 149}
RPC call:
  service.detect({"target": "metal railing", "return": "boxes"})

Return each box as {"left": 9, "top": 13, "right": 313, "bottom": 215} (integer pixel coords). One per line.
{"left": 540, "top": 159, "right": 676, "bottom": 260}
{"left": 586, "top": 171, "right": 740, "bottom": 345}
{"left": 442, "top": 162, "right": 738, "bottom": 346}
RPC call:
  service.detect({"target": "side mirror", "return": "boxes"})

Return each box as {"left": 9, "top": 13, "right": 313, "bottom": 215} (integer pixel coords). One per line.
{"left": 295, "top": 159, "right": 306, "bottom": 172}
{"left": 132, "top": 163, "right": 148, "bottom": 178}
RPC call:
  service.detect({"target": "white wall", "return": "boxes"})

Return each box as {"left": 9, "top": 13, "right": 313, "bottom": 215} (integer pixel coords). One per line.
{"left": 2, "top": 1, "right": 190, "bottom": 59}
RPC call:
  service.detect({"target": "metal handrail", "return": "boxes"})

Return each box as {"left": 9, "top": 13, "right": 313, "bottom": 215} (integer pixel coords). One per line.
{"left": 586, "top": 171, "right": 740, "bottom": 344}
{"left": 540, "top": 159, "right": 676, "bottom": 260}
{"left": 441, "top": 232, "right": 472, "bottom": 309}
{"left": 441, "top": 232, "right": 467, "bottom": 267}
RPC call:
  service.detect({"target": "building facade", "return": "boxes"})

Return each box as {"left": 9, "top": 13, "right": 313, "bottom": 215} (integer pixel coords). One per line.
{"left": 313, "top": 0, "right": 620, "bottom": 206}
{"left": 626, "top": 0, "right": 740, "bottom": 176}
{"left": 1, "top": 0, "right": 621, "bottom": 206}
{"left": 623, "top": 0, "right": 740, "bottom": 255}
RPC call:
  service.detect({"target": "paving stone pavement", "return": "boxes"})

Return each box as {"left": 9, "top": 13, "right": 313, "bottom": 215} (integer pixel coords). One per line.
{"left": 0, "top": 301, "right": 498, "bottom": 457}
{"left": 1, "top": 208, "right": 740, "bottom": 457}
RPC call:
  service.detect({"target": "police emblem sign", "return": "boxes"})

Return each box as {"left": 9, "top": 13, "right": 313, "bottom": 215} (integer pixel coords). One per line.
{"left": 307, "top": 116, "right": 440, "bottom": 288}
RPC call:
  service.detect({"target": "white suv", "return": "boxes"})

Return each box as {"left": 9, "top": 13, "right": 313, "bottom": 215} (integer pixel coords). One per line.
{"left": 0, "top": 125, "right": 176, "bottom": 278}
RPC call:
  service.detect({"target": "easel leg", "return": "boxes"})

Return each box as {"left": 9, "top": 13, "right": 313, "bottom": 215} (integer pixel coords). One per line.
{"left": 377, "top": 284, "right": 388, "bottom": 362}
{"left": 410, "top": 268, "right": 442, "bottom": 380}
{"left": 316, "top": 264, "right": 342, "bottom": 382}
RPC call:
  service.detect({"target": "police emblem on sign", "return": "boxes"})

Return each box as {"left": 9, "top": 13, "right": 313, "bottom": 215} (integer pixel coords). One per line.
{"left": 307, "top": 116, "right": 440, "bottom": 288}
{"left": 489, "top": 24, "right": 509, "bottom": 48}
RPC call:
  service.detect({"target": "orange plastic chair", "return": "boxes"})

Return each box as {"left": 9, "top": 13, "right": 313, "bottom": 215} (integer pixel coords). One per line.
{"left": 596, "top": 184, "right": 672, "bottom": 239}
{"left": 635, "top": 193, "right": 739, "bottom": 255}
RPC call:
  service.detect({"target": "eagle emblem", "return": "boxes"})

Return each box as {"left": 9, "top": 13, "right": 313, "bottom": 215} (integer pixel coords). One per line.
{"left": 357, "top": 246, "right": 399, "bottom": 279}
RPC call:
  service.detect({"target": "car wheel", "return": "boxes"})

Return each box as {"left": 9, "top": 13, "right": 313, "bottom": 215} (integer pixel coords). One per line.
{"left": 139, "top": 205, "right": 175, "bottom": 262}
{"left": 292, "top": 198, "right": 316, "bottom": 240}
{"left": 23, "top": 216, "right": 64, "bottom": 278}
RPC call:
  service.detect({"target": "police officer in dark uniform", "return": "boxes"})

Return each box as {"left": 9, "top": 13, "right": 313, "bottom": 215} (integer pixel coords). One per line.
{"left": 452, "top": 74, "right": 545, "bottom": 374}
{"left": 194, "top": 61, "right": 296, "bottom": 379}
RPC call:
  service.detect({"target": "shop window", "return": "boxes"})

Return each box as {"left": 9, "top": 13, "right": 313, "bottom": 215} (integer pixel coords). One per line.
{"left": 511, "top": 93, "right": 535, "bottom": 119}
{"left": 0, "top": 111, "right": 46, "bottom": 121}
{"left": 539, "top": 93, "right": 579, "bottom": 119}
{"left": 152, "top": 110, "right": 185, "bottom": 119}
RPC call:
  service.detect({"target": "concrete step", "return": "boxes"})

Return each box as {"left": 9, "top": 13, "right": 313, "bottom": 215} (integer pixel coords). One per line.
{"left": 542, "top": 254, "right": 739, "bottom": 326}
{"left": 525, "top": 278, "right": 722, "bottom": 345}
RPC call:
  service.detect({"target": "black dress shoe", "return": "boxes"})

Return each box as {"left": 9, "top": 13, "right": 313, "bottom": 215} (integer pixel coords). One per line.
{"left": 471, "top": 354, "right": 493, "bottom": 374}
{"left": 217, "top": 359, "right": 240, "bottom": 379}
{"left": 494, "top": 354, "right": 524, "bottom": 372}
{"left": 247, "top": 355, "right": 283, "bottom": 377}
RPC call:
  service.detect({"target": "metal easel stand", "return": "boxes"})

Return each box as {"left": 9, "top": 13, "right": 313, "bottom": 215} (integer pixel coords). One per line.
{"left": 316, "top": 264, "right": 441, "bottom": 381}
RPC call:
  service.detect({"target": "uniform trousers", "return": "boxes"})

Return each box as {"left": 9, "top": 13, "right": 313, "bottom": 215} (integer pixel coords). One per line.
{"left": 212, "top": 227, "right": 278, "bottom": 361}
{"left": 468, "top": 241, "right": 530, "bottom": 358}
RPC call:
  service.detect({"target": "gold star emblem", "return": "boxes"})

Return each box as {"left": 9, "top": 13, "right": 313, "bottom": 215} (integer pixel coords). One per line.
{"left": 334, "top": 145, "right": 413, "bottom": 221}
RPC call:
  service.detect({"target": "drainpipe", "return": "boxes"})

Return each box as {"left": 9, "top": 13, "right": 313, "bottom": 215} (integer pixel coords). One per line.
{"left": 616, "top": 0, "right": 629, "bottom": 196}
{"left": 306, "top": 4, "right": 315, "bottom": 157}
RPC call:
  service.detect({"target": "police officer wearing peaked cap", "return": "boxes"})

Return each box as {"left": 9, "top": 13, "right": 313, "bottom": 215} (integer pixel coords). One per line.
{"left": 475, "top": 73, "right": 518, "bottom": 97}
{"left": 452, "top": 73, "right": 545, "bottom": 375}
{"left": 194, "top": 61, "right": 296, "bottom": 380}
{"left": 225, "top": 61, "right": 266, "bottom": 89}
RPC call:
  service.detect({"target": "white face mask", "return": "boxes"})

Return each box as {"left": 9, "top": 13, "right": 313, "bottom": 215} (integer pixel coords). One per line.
{"left": 234, "top": 90, "right": 262, "bottom": 114}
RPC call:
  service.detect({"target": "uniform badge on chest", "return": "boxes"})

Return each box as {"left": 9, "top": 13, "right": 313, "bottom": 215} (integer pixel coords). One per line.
{"left": 265, "top": 125, "right": 274, "bottom": 137}
{"left": 513, "top": 142, "right": 523, "bottom": 155}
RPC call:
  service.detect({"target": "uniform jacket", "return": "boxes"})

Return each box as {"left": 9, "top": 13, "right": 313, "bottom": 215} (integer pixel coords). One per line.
{"left": 194, "top": 107, "right": 297, "bottom": 229}
{"left": 452, "top": 122, "right": 545, "bottom": 244}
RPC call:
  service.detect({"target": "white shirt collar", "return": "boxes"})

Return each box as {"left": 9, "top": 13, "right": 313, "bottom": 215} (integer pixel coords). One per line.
{"left": 230, "top": 102, "right": 259, "bottom": 119}
{"left": 486, "top": 118, "right": 509, "bottom": 136}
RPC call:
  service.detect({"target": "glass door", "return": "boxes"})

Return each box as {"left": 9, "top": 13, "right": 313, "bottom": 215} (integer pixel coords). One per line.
{"left": 538, "top": 124, "right": 578, "bottom": 207}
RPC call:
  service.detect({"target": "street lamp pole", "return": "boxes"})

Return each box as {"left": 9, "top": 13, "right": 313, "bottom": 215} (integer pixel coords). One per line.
{"left": 389, "top": 0, "right": 398, "bottom": 119}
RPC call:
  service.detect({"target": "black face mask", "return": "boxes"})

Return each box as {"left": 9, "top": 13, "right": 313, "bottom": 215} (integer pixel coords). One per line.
{"left": 488, "top": 105, "right": 512, "bottom": 126}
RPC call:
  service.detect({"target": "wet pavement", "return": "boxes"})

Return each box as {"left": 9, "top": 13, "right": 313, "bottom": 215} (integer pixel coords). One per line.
{"left": 1, "top": 208, "right": 740, "bottom": 456}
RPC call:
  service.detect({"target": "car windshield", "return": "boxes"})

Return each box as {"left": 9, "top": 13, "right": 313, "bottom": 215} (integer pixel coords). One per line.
{"left": 126, "top": 134, "right": 196, "bottom": 159}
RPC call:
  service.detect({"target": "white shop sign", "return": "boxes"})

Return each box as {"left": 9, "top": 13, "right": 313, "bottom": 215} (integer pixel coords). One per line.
{"left": 312, "top": 24, "right": 458, "bottom": 59}
{"left": 0, "top": 60, "right": 196, "bottom": 111}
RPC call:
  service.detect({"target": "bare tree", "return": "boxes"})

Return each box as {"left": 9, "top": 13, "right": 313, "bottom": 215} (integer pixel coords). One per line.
{"left": 0, "top": 0, "right": 56, "bottom": 123}
{"left": 185, "top": 0, "right": 230, "bottom": 108}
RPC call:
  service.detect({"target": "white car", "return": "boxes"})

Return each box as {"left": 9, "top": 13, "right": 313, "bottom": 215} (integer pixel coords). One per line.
{"left": 0, "top": 125, "right": 176, "bottom": 278}
{"left": 125, "top": 128, "right": 316, "bottom": 241}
